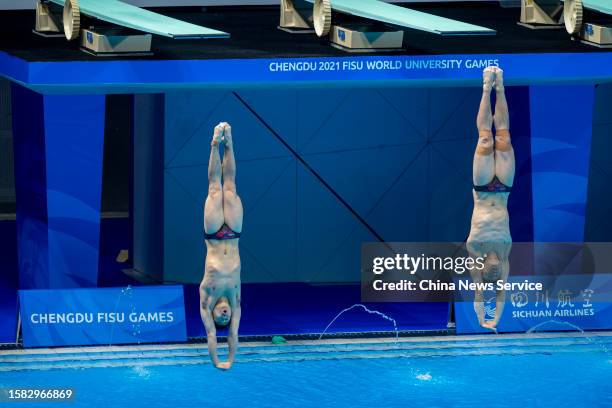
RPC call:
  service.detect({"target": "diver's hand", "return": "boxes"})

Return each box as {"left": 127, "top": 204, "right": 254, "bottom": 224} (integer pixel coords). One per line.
{"left": 215, "top": 361, "right": 232, "bottom": 371}
{"left": 481, "top": 320, "right": 498, "bottom": 332}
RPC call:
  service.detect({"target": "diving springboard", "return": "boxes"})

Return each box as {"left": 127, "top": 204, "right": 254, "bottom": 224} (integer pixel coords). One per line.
{"left": 581, "top": 0, "right": 612, "bottom": 15}
{"left": 305, "top": 0, "right": 496, "bottom": 36}
{"left": 47, "top": 0, "right": 229, "bottom": 39}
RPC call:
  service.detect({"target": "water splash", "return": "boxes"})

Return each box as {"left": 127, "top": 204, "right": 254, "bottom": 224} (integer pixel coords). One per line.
{"left": 131, "top": 364, "right": 151, "bottom": 378}
{"left": 318, "top": 304, "right": 399, "bottom": 344}
{"left": 416, "top": 373, "right": 432, "bottom": 381}
{"left": 121, "top": 285, "right": 141, "bottom": 344}
{"left": 526, "top": 320, "right": 585, "bottom": 334}
{"left": 527, "top": 320, "right": 609, "bottom": 354}
{"left": 108, "top": 285, "right": 135, "bottom": 346}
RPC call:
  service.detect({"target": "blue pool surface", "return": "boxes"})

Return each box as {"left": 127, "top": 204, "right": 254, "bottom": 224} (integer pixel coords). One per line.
{"left": 1, "top": 333, "right": 611, "bottom": 408}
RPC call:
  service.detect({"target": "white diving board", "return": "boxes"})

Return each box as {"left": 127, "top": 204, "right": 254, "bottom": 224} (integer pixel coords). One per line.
{"left": 582, "top": 0, "right": 612, "bottom": 15}
{"left": 305, "top": 0, "right": 496, "bottom": 35}
{"left": 47, "top": 0, "right": 229, "bottom": 39}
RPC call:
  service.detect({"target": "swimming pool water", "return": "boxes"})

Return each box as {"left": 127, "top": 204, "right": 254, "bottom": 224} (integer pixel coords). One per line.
{"left": 1, "top": 334, "right": 611, "bottom": 408}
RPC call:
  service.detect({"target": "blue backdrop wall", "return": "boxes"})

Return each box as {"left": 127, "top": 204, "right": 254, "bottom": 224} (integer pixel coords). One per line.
{"left": 585, "top": 83, "right": 612, "bottom": 241}
{"left": 1, "top": 83, "right": 610, "bottom": 341}
{"left": 158, "top": 86, "right": 533, "bottom": 284}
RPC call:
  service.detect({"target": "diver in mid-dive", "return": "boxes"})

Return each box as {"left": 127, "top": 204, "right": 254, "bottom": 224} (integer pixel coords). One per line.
{"left": 467, "top": 66, "right": 515, "bottom": 331}
{"left": 200, "top": 122, "right": 243, "bottom": 370}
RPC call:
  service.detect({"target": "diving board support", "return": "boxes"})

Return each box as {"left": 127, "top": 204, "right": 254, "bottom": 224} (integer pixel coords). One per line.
{"left": 520, "top": 0, "right": 612, "bottom": 46}
{"left": 63, "top": 0, "right": 81, "bottom": 41}
{"left": 568, "top": 0, "right": 612, "bottom": 47}
{"left": 576, "top": 23, "right": 612, "bottom": 47}
{"left": 33, "top": 0, "right": 64, "bottom": 37}
{"left": 565, "top": 0, "right": 612, "bottom": 47}
{"left": 80, "top": 28, "right": 153, "bottom": 57}
{"left": 329, "top": 24, "right": 404, "bottom": 53}
{"left": 519, "top": 0, "right": 563, "bottom": 29}
{"left": 279, "top": 0, "right": 314, "bottom": 33}
{"left": 279, "top": 0, "right": 495, "bottom": 53}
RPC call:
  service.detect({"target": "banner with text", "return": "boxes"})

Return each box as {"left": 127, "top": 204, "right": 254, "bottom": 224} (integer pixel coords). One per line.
{"left": 361, "top": 242, "right": 612, "bottom": 333}
{"left": 19, "top": 286, "right": 187, "bottom": 348}
{"left": 454, "top": 274, "right": 612, "bottom": 334}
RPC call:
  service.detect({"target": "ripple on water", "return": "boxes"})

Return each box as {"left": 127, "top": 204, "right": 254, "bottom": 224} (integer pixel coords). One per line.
{"left": 131, "top": 365, "right": 151, "bottom": 378}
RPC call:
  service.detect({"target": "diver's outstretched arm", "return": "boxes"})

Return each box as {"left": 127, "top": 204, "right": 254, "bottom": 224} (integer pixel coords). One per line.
{"left": 225, "top": 303, "right": 241, "bottom": 369}
{"left": 482, "top": 289, "right": 506, "bottom": 331}
{"left": 484, "top": 259, "right": 510, "bottom": 330}
{"left": 199, "top": 291, "right": 222, "bottom": 368}
{"left": 469, "top": 268, "right": 486, "bottom": 326}
{"left": 493, "top": 289, "right": 506, "bottom": 327}
{"left": 473, "top": 290, "right": 486, "bottom": 327}
{"left": 202, "top": 315, "right": 221, "bottom": 367}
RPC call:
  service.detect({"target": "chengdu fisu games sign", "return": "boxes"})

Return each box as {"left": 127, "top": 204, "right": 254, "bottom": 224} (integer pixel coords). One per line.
{"left": 19, "top": 286, "right": 187, "bottom": 347}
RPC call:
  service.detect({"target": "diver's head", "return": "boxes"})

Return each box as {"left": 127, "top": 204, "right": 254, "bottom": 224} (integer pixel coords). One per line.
{"left": 482, "top": 252, "right": 501, "bottom": 282}
{"left": 213, "top": 297, "right": 232, "bottom": 327}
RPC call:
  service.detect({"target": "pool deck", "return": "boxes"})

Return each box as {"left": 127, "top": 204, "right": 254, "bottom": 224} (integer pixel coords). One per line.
{"left": 2, "top": 332, "right": 611, "bottom": 371}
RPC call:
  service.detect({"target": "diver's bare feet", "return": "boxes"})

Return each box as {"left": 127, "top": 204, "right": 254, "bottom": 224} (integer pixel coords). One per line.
{"left": 483, "top": 67, "right": 496, "bottom": 93}
{"left": 212, "top": 123, "right": 224, "bottom": 146}
{"left": 221, "top": 122, "right": 233, "bottom": 148}
{"left": 494, "top": 67, "right": 505, "bottom": 93}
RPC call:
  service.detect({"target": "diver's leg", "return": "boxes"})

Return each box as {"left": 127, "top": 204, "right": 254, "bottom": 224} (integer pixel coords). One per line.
{"left": 204, "top": 124, "right": 225, "bottom": 235}
{"left": 474, "top": 67, "right": 496, "bottom": 186}
{"left": 221, "top": 123, "right": 244, "bottom": 233}
{"left": 493, "top": 68, "right": 515, "bottom": 187}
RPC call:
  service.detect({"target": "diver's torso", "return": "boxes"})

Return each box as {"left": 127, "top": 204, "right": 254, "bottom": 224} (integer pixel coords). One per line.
{"left": 203, "top": 239, "right": 241, "bottom": 297}
{"left": 468, "top": 190, "right": 511, "bottom": 244}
